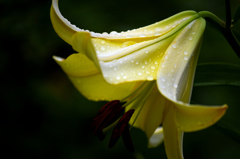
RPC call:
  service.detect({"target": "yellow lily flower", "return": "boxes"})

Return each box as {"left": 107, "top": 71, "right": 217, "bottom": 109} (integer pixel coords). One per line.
{"left": 50, "top": 0, "right": 228, "bottom": 158}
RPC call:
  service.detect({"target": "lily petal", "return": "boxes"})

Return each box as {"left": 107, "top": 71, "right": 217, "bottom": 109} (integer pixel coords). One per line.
{"left": 163, "top": 101, "right": 183, "bottom": 159}
{"left": 130, "top": 86, "right": 165, "bottom": 139}
{"left": 53, "top": 53, "right": 140, "bottom": 101}
{"left": 51, "top": 0, "right": 198, "bottom": 41}
{"left": 157, "top": 17, "right": 227, "bottom": 129}
{"left": 148, "top": 127, "right": 164, "bottom": 148}
{"left": 51, "top": 0, "right": 77, "bottom": 44}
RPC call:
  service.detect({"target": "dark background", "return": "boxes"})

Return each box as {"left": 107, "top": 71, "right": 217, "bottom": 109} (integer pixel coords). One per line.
{"left": 1, "top": 0, "right": 240, "bottom": 158}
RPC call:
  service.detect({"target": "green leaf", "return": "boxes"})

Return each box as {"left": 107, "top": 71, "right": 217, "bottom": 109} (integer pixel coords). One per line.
{"left": 193, "top": 63, "right": 240, "bottom": 87}
{"left": 214, "top": 121, "right": 240, "bottom": 144}
{"left": 234, "top": 5, "right": 240, "bottom": 24}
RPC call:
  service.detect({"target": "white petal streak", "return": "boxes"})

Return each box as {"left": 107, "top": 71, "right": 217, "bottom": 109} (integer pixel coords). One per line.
{"left": 157, "top": 18, "right": 206, "bottom": 102}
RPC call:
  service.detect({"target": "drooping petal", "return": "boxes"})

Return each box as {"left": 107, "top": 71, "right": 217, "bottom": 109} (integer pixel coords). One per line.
{"left": 148, "top": 127, "right": 164, "bottom": 148}
{"left": 162, "top": 102, "right": 183, "bottom": 159}
{"left": 51, "top": 0, "right": 77, "bottom": 44}
{"left": 157, "top": 18, "right": 227, "bottom": 131}
{"left": 51, "top": 0, "right": 198, "bottom": 41}
{"left": 53, "top": 53, "right": 140, "bottom": 101}
{"left": 174, "top": 103, "right": 227, "bottom": 132}
{"left": 129, "top": 86, "right": 165, "bottom": 139}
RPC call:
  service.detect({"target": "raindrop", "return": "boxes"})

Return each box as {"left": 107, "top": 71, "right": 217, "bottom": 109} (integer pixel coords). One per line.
{"left": 101, "top": 40, "right": 105, "bottom": 44}
{"left": 141, "top": 65, "right": 145, "bottom": 68}
{"left": 145, "top": 51, "right": 149, "bottom": 54}
{"left": 100, "top": 46, "right": 105, "bottom": 51}
{"left": 155, "top": 27, "right": 162, "bottom": 32}
{"left": 139, "top": 34, "right": 146, "bottom": 37}
{"left": 135, "top": 61, "right": 139, "bottom": 65}
{"left": 138, "top": 72, "right": 142, "bottom": 76}
{"left": 151, "top": 66, "right": 156, "bottom": 70}
{"left": 147, "top": 75, "right": 154, "bottom": 80}
{"left": 161, "top": 77, "right": 166, "bottom": 82}
{"left": 174, "top": 64, "right": 177, "bottom": 68}
{"left": 155, "top": 61, "right": 158, "bottom": 65}
{"left": 184, "top": 51, "right": 188, "bottom": 55}
{"left": 189, "top": 37, "right": 193, "bottom": 40}
{"left": 184, "top": 56, "right": 188, "bottom": 60}
{"left": 172, "top": 44, "right": 177, "bottom": 48}
{"left": 145, "top": 61, "right": 148, "bottom": 64}
{"left": 123, "top": 76, "right": 127, "bottom": 79}
{"left": 114, "top": 67, "right": 117, "bottom": 71}
{"left": 110, "top": 31, "right": 117, "bottom": 35}
{"left": 174, "top": 83, "right": 178, "bottom": 88}
{"left": 162, "top": 64, "right": 165, "bottom": 67}
{"left": 146, "top": 71, "right": 150, "bottom": 74}
{"left": 116, "top": 76, "right": 121, "bottom": 80}
{"left": 192, "top": 31, "right": 196, "bottom": 34}
{"left": 165, "top": 55, "right": 168, "bottom": 59}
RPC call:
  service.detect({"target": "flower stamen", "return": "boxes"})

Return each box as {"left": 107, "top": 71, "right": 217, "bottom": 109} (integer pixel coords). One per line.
{"left": 109, "top": 109, "right": 135, "bottom": 152}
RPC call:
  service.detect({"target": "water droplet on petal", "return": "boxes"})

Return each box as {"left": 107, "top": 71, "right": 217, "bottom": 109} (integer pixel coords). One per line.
{"left": 101, "top": 40, "right": 105, "bottom": 44}
{"left": 192, "top": 31, "right": 196, "bottom": 34}
{"left": 100, "top": 46, "right": 105, "bottom": 51}
{"left": 110, "top": 31, "right": 117, "bottom": 35}
{"left": 138, "top": 72, "right": 142, "bottom": 76}
{"left": 189, "top": 37, "right": 193, "bottom": 40}
{"left": 139, "top": 34, "right": 146, "bottom": 37}
{"left": 184, "top": 51, "right": 188, "bottom": 55}
{"left": 161, "top": 77, "right": 166, "bottom": 82}
{"left": 155, "top": 27, "right": 162, "bottom": 32}
{"left": 116, "top": 76, "right": 121, "bottom": 80}
{"left": 174, "top": 83, "right": 178, "bottom": 88}
{"left": 172, "top": 44, "right": 177, "bottom": 48}
{"left": 151, "top": 66, "right": 155, "bottom": 70}
{"left": 147, "top": 75, "right": 154, "bottom": 80}
{"left": 184, "top": 56, "right": 188, "bottom": 60}
{"left": 145, "top": 51, "right": 149, "bottom": 54}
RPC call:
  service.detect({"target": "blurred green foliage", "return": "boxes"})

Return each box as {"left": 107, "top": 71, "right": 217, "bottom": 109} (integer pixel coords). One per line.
{"left": 1, "top": 0, "right": 240, "bottom": 158}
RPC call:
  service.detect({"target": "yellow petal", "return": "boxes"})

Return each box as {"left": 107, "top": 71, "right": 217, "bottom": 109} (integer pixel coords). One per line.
{"left": 157, "top": 18, "right": 206, "bottom": 102}
{"left": 71, "top": 32, "right": 100, "bottom": 69}
{"left": 163, "top": 102, "right": 183, "bottom": 159}
{"left": 51, "top": 0, "right": 77, "bottom": 44}
{"left": 174, "top": 103, "right": 227, "bottom": 132}
{"left": 130, "top": 86, "right": 165, "bottom": 138}
{"left": 148, "top": 127, "right": 164, "bottom": 148}
{"left": 98, "top": 34, "right": 177, "bottom": 84}
{"left": 53, "top": 53, "right": 99, "bottom": 77}
{"left": 69, "top": 74, "right": 140, "bottom": 101}
{"left": 54, "top": 53, "right": 140, "bottom": 101}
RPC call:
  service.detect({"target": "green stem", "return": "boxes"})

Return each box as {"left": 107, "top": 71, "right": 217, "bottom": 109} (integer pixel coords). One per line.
{"left": 198, "top": 11, "right": 240, "bottom": 58}
{"left": 198, "top": 11, "right": 226, "bottom": 28}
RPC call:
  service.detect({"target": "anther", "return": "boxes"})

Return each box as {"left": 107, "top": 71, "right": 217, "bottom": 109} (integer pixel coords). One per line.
{"left": 91, "top": 100, "right": 124, "bottom": 140}
{"left": 109, "top": 109, "right": 135, "bottom": 152}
